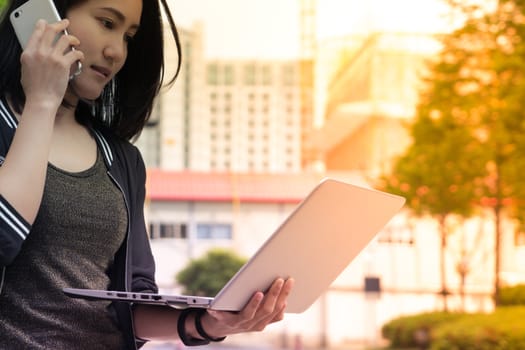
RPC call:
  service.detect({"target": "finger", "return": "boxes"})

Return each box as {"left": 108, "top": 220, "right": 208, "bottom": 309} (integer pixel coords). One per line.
{"left": 258, "top": 278, "right": 285, "bottom": 315}
{"left": 40, "top": 19, "right": 69, "bottom": 50}
{"left": 65, "top": 53, "right": 84, "bottom": 79}
{"left": 57, "top": 37, "right": 84, "bottom": 71}
{"left": 257, "top": 278, "right": 294, "bottom": 322}
{"left": 249, "top": 302, "right": 287, "bottom": 332}
{"left": 270, "top": 303, "right": 287, "bottom": 323}
{"left": 238, "top": 291, "right": 264, "bottom": 320}
{"left": 53, "top": 32, "right": 80, "bottom": 55}
{"left": 276, "top": 278, "right": 294, "bottom": 310}
{"left": 251, "top": 279, "right": 293, "bottom": 331}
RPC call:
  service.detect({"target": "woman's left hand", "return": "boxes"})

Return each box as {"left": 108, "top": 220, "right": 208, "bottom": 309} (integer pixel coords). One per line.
{"left": 200, "top": 277, "right": 295, "bottom": 338}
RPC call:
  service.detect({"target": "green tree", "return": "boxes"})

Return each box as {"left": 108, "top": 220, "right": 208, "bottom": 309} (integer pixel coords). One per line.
{"left": 382, "top": 0, "right": 525, "bottom": 305}
{"left": 379, "top": 101, "right": 485, "bottom": 311}
{"left": 176, "top": 248, "right": 247, "bottom": 296}
{"left": 442, "top": 0, "right": 525, "bottom": 305}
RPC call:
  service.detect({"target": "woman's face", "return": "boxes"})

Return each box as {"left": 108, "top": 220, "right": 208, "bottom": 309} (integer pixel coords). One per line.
{"left": 65, "top": 0, "right": 142, "bottom": 100}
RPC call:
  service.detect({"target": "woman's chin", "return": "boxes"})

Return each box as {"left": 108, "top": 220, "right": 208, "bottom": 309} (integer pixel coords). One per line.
{"left": 67, "top": 78, "right": 105, "bottom": 100}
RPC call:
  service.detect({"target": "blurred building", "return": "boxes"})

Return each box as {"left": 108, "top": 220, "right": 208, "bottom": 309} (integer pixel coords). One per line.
{"left": 136, "top": 24, "right": 302, "bottom": 174}
{"left": 305, "top": 32, "right": 442, "bottom": 177}
{"left": 135, "top": 22, "right": 207, "bottom": 170}
{"left": 204, "top": 59, "right": 301, "bottom": 173}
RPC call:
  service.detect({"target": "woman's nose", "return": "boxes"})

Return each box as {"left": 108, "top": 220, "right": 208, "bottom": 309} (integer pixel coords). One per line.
{"left": 103, "top": 38, "right": 126, "bottom": 64}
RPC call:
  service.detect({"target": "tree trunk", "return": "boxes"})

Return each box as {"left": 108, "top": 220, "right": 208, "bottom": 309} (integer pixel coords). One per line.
{"left": 493, "top": 160, "right": 502, "bottom": 306}
{"left": 439, "top": 215, "right": 449, "bottom": 312}
{"left": 494, "top": 204, "right": 502, "bottom": 306}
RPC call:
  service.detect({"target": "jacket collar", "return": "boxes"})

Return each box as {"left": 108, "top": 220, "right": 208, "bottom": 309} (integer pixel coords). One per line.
{"left": 91, "top": 129, "right": 114, "bottom": 168}
{"left": 0, "top": 97, "right": 18, "bottom": 129}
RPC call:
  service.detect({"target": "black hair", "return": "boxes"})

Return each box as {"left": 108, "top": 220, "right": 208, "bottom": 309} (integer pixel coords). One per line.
{"left": 0, "top": 0, "right": 181, "bottom": 140}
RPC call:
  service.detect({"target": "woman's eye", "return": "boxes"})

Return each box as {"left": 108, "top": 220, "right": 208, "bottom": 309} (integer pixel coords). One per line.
{"left": 100, "top": 18, "right": 114, "bottom": 29}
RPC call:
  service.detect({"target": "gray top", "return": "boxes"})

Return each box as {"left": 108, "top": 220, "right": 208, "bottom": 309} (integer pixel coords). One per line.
{"left": 0, "top": 149, "right": 128, "bottom": 349}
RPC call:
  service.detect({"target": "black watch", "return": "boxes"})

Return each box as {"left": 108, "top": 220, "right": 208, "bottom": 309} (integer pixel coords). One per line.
{"left": 195, "top": 308, "right": 227, "bottom": 342}
{"left": 177, "top": 308, "right": 210, "bottom": 346}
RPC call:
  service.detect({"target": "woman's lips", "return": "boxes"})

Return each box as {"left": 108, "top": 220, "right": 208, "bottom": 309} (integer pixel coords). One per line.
{"left": 91, "top": 65, "right": 111, "bottom": 79}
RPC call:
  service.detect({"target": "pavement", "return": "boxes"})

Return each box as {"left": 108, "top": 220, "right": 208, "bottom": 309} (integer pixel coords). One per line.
{"left": 144, "top": 343, "right": 279, "bottom": 350}
{"left": 144, "top": 342, "right": 375, "bottom": 350}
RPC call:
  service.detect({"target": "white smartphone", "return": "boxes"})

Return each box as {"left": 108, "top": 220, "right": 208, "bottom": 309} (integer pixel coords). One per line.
{"left": 9, "top": 0, "right": 82, "bottom": 78}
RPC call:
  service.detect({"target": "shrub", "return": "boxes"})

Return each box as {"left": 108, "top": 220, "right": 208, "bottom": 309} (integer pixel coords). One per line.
{"left": 499, "top": 284, "right": 525, "bottom": 306}
{"left": 382, "top": 311, "right": 464, "bottom": 348}
{"left": 383, "top": 307, "right": 525, "bottom": 349}
{"left": 430, "top": 307, "right": 525, "bottom": 350}
{"left": 176, "top": 248, "right": 247, "bottom": 296}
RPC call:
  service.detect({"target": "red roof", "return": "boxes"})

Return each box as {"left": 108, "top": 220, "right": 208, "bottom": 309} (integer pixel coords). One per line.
{"left": 146, "top": 170, "right": 332, "bottom": 203}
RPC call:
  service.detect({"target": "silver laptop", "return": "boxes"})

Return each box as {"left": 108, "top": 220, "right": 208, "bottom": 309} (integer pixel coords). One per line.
{"left": 63, "top": 178, "right": 405, "bottom": 313}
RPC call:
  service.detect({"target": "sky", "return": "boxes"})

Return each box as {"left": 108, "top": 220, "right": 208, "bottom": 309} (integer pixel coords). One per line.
{"left": 169, "top": 0, "right": 452, "bottom": 59}
{"left": 169, "top": 0, "right": 300, "bottom": 59}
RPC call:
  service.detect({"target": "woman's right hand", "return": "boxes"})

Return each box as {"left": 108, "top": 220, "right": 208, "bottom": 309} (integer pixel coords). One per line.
{"left": 19, "top": 19, "right": 84, "bottom": 110}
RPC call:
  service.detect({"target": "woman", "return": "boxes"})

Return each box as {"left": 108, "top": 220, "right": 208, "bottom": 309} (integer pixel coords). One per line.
{"left": 0, "top": 0, "right": 294, "bottom": 348}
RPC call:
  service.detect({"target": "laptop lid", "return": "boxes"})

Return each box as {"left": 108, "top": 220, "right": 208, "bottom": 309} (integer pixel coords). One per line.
{"left": 63, "top": 178, "right": 405, "bottom": 313}
{"left": 209, "top": 178, "right": 404, "bottom": 312}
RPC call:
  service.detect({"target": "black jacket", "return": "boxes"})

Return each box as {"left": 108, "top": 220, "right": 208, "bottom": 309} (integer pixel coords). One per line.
{"left": 0, "top": 98, "right": 157, "bottom": 349}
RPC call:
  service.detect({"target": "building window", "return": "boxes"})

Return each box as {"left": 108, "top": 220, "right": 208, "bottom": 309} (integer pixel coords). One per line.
{"left": 207, "top": 64, "right": 219, "bottom": 85}
{"left": 197, "top": 223, "right": 232, "bottom": 239}
{"left": 224, "top": 64, "right": 235, "bottom": 85}
{"left": 244, "top": 64, "right": 256, "bottom": 85}
{"left": 149, "top": 222, "right": 187, "bottom": 239}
